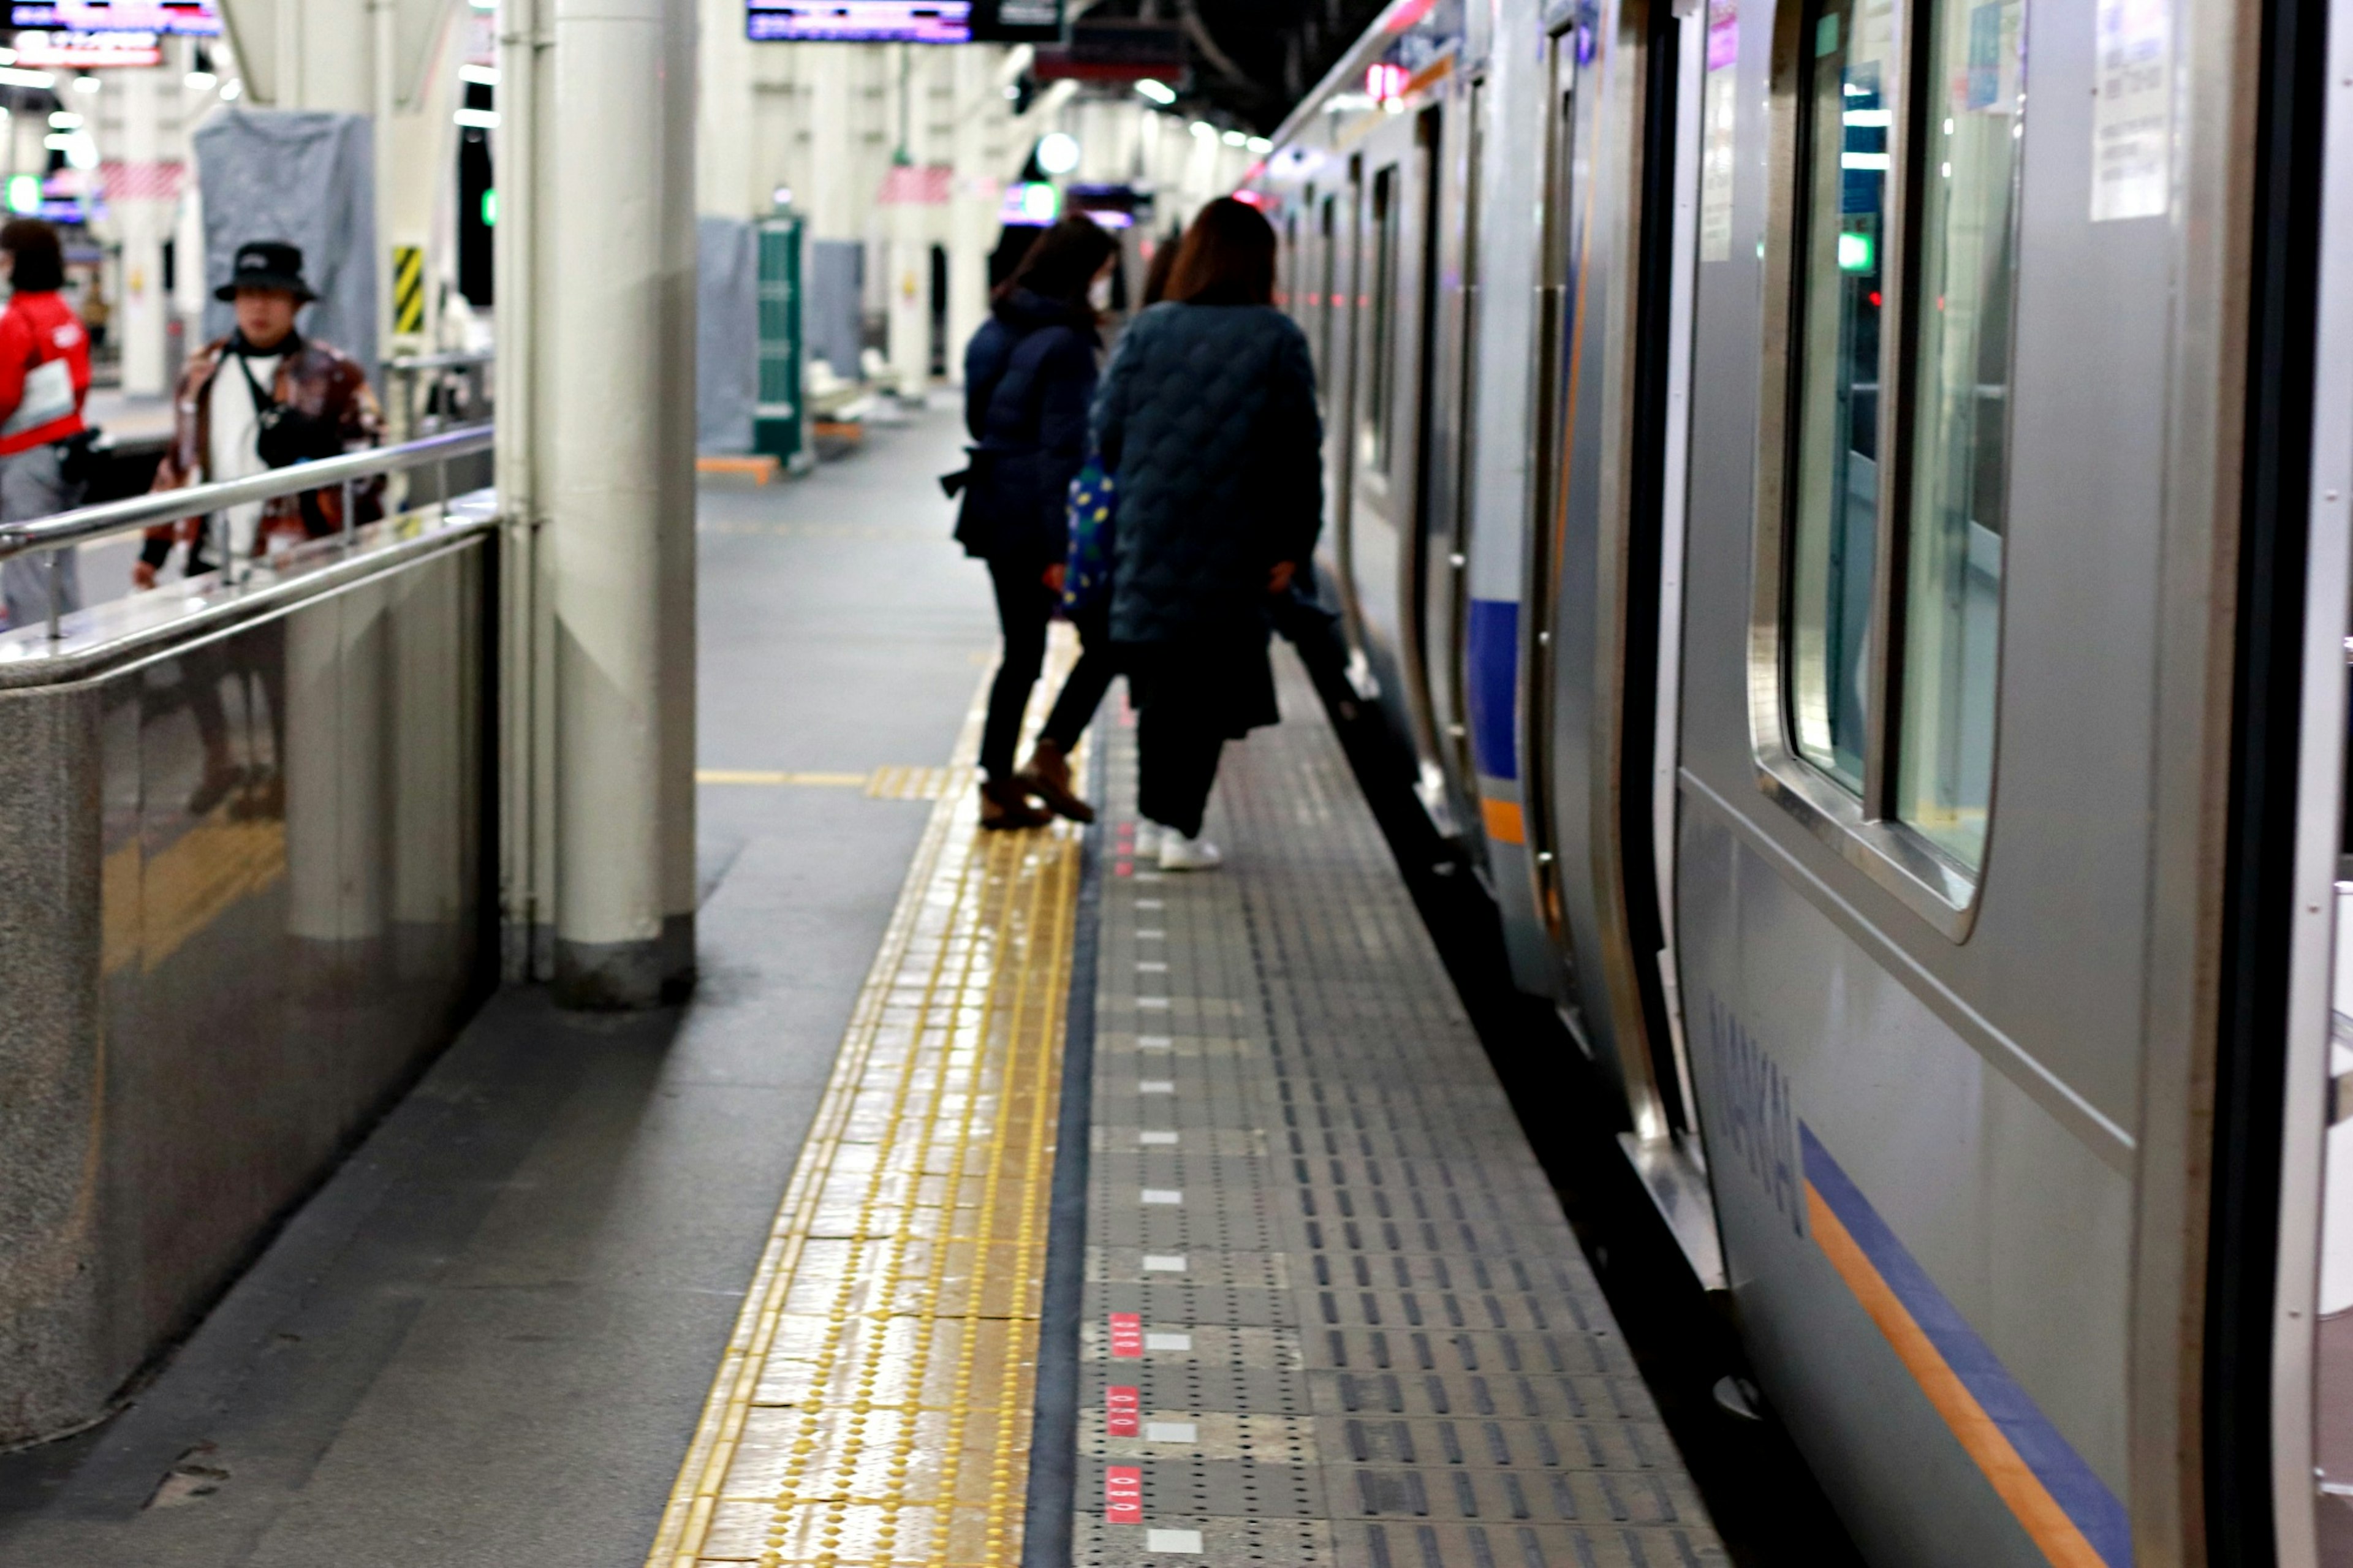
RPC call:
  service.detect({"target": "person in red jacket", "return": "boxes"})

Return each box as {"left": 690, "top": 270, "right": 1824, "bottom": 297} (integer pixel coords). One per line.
{"left": 0, "top": 218, "right": 91, "bottom": 629}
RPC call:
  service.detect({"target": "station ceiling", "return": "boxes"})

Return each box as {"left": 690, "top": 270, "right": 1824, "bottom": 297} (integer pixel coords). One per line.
{"left": 1081, "top": 0, "right": 1395, "bottom": 133}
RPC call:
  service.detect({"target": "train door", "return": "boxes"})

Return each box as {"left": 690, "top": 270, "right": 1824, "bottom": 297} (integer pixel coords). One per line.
{"left": 1523, "top": 23, "right": 1583, "bottom": 989}
{"left": 1328, "top": 160, "right": 1367, "bottom": 656}
{"left": 1523, "top": 0, "right": 1710, "bottom": 1168}
{"left": 1427, "top": 75, "right": 1490, "bottom": 862}
{"left": 1340, "top": 110, "right": 1456, "bottom": 835}
{"left": 2267, "top": 0, "right": 2353, "bottom": 1548}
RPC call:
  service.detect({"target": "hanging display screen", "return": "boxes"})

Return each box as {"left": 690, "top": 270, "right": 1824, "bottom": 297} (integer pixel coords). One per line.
{"left": 746, "top": 0, "right": 972, "bottom": 42}
{"left": 9, "top": 1, "right": 220, "bottom": 32}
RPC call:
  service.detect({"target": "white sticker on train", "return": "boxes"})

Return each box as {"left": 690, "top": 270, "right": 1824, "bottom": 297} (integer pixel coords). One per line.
{"left": 2091, "top": 0, "right": 2171, "bottom": 221}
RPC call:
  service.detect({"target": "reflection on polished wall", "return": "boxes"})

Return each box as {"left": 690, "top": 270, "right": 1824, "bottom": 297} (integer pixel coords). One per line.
{"left": 0, "top": 531, "right": 493, "bottom": 1445}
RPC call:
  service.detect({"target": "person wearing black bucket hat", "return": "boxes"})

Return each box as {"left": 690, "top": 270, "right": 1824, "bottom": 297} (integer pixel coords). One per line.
{"left": 212, "top": 240, "right": 319, "bottom": 304}
{"left": 134, "top": 238, "right": 384, "bottom": 817}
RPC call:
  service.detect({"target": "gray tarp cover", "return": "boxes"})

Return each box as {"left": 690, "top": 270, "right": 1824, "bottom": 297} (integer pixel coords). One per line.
{"left": 193, "top": 109, "right": 377, "bottom": 372}
{"left": 806, "top": 240, "right": 863, "bottom": 382}
{"left": 697, "top": 216, "right": 756, "bottom": 454}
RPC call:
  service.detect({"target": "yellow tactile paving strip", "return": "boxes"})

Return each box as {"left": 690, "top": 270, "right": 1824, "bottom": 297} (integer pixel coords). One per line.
{"left": 651, "top": 647, "right": 1085, "bottom": 1568}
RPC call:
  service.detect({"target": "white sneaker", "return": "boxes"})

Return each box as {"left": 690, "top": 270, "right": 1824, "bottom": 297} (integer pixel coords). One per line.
{"left": 1132, "top": 822, "right": 1161, "bottom": 860}
{"left": 1158, "top": 831, "right": 1223, "bottom": 871}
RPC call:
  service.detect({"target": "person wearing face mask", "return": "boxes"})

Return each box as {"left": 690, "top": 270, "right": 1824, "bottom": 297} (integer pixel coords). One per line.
{"left": 133, "top": 242, "right": 384, "bottom": 817}
{"left": 0, "top": 218, "right": 93, "bottom": 630}
{"left": 952, "top": 216, "right": 1123, "bottom": 829}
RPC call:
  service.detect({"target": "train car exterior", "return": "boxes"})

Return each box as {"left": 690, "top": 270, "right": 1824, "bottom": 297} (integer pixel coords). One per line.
{"left": 1249, "top": 0, "right": 2353, "bottom": 1555}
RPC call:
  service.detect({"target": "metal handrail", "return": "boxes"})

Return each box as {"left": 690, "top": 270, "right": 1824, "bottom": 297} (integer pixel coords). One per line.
{"left": 384, "top": 349, "right": 494, "bottom": 374}
{"left": 0, "top": 425, "right": 494, "bottom": 561}
{"left": 0, "top": 423, "right": 494, "bottom": 643}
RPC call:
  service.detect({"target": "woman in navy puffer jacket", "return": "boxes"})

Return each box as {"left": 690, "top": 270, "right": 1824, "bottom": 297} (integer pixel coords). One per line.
{"left": 1092, "top": 198, "right": 1322, "bottom": 869}
{"left": 957, "top": 218, "right": 1121, "bottom": 829}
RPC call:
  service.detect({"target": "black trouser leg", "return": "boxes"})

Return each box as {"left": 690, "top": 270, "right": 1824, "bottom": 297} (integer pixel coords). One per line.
{"left": 1039, "top": 643, "right": 1118, "bottom": 754}
{"left": 982, "top": 557, "right": 1052, "bottom": 781}
{"left": 1137, "top": 703, "right": 1224, "bottom": 839}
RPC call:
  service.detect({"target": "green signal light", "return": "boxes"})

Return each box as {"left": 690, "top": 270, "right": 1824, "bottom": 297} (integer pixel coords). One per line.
{"left": 6, "top": 175, "right": 40, "bottom": 216}
{"left": 1836, "top": 230, "right": 1874, "bottom": 273}
{"left": 482, "top": 187, "right": 497, "bottom": 227}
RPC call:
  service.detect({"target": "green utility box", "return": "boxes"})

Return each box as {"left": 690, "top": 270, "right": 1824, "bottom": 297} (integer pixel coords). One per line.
{"left": 754, "top": 213, "right": 809, "bottom": 469}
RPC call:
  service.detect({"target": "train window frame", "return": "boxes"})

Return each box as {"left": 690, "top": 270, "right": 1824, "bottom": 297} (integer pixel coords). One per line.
{"left": 1365, "top": 164, "right": 1401, "bottom": 474}
{"left": 1741, "top": 0, "right": 2021, "bottom": 941}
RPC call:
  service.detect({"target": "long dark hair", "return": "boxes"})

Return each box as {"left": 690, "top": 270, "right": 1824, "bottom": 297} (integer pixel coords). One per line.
{"left": 996, "top": 217, "right": 1118, "bottom": 319}
{"left": 1164, "top": 198, "right": 1276, "bottom": 307}
{"left": 1, "top": 219, "right": 64, "bottom": 294}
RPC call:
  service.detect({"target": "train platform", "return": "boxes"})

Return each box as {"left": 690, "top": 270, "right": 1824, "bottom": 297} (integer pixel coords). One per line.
{"left": 0, "top": 407, "right": 1721, "bottom": 1568}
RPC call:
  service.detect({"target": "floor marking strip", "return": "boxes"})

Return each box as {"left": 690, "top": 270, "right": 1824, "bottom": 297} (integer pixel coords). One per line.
{"left": 647, "top": 637, "right": 1086, "bottom": 1568}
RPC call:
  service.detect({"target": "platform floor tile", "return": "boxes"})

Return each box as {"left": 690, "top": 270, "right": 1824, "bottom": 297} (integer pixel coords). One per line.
{"left": 1070, "top": 649, "right": 1726, "bottom": 1568}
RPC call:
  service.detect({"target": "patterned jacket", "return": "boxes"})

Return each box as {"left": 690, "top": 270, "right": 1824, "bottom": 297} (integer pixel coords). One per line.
{"left": 139, "top": 333, "right": 384, "bottom": 568}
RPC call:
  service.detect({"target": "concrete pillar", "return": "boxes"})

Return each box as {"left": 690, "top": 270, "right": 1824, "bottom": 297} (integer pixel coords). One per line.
{"left": 115, "top": 65, "right": 172, "bottom": 396}
{"left": 506, "top": 0, "right": 697, "bottom": 1007}
{"left": 698, "top": 0, "right": 755, "bottom": 217}
{"left": 945, "top": 48, "right": 995, "bottom": 382}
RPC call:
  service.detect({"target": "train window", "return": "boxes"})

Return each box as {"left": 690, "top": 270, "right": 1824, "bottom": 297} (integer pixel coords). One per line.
{"left": 1366, "top": 165, "right": 1400, "bottom": 472}
{"left": 1786, "top": 0, "right": 1893, "bottom": 795}
{"left": 1892, "top": 0, "right": 2020, "bottom": 870}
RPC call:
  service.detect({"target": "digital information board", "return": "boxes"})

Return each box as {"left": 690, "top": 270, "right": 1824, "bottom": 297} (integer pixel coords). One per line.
{"left": 747, "top": 1, "right": 971, "bottom": 43}
{"left": 9, "top": 1, "right": 220, "bottom": 32}
{"left": 745, "top": 0, "right": 1057, "bottom": 42}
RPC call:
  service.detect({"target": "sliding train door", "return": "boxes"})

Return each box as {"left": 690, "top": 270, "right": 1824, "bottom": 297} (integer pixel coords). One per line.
{"left": 1521, "top": 0, "right": 1698, "bottom": 1160}
{"left": 1332, "top": 108, "right": 1461, "bottom": 836}
{"left": 1426, "top": 73, "right": 1490, "bottom": 865}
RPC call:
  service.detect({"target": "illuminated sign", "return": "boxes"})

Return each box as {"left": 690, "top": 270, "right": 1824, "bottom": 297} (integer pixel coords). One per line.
{"left": 747, "top": 0, "right": 970, "bottom": 42}
{"left": 8, "top": 1, "right": 218, "bottom": 32}
{"left": 999, "top": 181, "right": 1058, "bottom": 225}
{"left": 13, "top": 31, "right": 163, "bottom": 66}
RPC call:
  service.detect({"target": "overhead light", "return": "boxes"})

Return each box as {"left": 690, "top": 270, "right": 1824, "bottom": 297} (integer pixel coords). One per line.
{"left": 1036, "top": 131, "right": 1080, "bottom": 174}
{"left": 1134, "top": 78, "right": 1176, "bottom": 105}
{"left": 47, "top": 111, "right": 80, "bottom": 129}
{"left": 1324, "top": 93, "right": 1374, "bottom": 112}
{"left": 1221, "top": 129, "right": 1245, "bottom": 146}
{"left": 184, "top": 70, "right": 215, "bottom": 90}
{"left": 460, "top": 62, "right": 498, "bottom": 87}
{"left": 1246, "top": 136, "right": 1271, "bottom": 153}
{"left": 455, "top": 107, "right": 499, "bottom": 129}
{"left": 4, "top": 174, "right": 37, "bottom": 214}
{"left": 1189, "top": 120, "right": 1216, "bottom": 139}
{"left": 221, "top": 80, "right": 243, "bottom": 100}
{"left": 70, "top": 75, "right": 99, "bottom": 94}
{"left": 0, "top": 48, "right": 17, "bottom": 65}
{"left": 0, "top": 67, "right": 56, "bottom": 89}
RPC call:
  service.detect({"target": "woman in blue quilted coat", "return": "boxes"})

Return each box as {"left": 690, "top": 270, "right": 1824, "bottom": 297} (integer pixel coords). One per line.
{"left": 957, "top": 218, "right": 1122, "bottom": 829}
{"left": 1091, "top": 198, "right": 1322, "bottom": 869}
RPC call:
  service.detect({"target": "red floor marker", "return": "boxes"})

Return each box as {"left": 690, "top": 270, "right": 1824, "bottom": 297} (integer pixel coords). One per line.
{"left": 1105, "top": 1464, "right": 1143, "bottom": 1524}
{"left": 1107, "top": 1384, "right": 1140, "bottom": 1437}
{"left": 1108, "top": 1311, "right": 1143, "bottom": 1358}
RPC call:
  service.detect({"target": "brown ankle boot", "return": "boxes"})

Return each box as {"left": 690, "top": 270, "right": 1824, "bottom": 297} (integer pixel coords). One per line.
{"left": 978, "top": 777, "right": 1053, "bottom": 831}
{"left": 1016, "top": 738, "right": 1095, "bottom": 824}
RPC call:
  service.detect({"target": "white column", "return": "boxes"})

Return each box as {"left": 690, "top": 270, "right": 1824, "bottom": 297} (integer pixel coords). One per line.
{"left": 945, "top": 47, "right": 995, "bottom": 384}
{"left": 117, "top": 64, "right": 171, "bottom": 396}
{"left": 517, "top": 0, "right": 696, "bottom": 1006}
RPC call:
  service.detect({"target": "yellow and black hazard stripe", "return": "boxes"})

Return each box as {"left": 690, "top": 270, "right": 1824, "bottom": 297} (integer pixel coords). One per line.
{"left": 391, "top": 245, "right": 425, "bottom": 336}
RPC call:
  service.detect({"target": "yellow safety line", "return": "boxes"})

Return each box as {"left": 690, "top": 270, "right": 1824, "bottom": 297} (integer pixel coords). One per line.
{"left": 648, "top": 632, "right": 1085, "bottom": 1568}
{"left": 697, "top": 770, "right": 875, "bottom": 788}
{"left": 695, "top": 768, "right": 970, "bottom": 801}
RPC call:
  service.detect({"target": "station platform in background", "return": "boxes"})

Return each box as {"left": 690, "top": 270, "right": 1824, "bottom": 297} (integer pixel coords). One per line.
{"left": 0, "top": 404, "right": 1719, "bottom": 1567}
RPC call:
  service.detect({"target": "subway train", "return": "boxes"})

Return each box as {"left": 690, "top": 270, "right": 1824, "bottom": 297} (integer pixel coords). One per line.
{"left": 1240, "top": 0, "right": 2353, "bottom": 1558}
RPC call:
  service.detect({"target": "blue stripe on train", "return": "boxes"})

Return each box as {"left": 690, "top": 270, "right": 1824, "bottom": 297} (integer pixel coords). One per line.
{"left": 1801, "top": 1125, "right": 2132, "bottom": 1568}
{"left": 1465, "top": 597, "right": 1518, "bottom": 782}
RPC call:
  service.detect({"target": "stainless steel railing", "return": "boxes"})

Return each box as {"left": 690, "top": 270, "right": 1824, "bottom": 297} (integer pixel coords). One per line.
{"left": 0, "top": 423, "right": 494, "bottom": 645}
